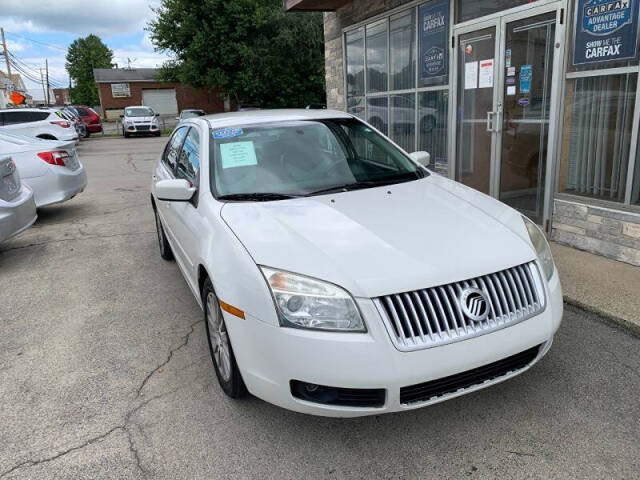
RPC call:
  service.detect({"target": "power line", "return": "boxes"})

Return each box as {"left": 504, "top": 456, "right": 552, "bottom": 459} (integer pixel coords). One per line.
{"left": 3, "top": 31, "right": 67, "bottom": 52}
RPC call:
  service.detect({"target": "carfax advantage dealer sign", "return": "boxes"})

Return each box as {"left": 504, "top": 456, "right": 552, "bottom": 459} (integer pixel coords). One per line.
{"left": 573, "top": 0, "right": 640, "bottom": 65}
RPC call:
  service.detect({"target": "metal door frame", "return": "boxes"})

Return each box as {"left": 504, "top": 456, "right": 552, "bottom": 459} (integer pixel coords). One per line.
{"left": 450, "top": 1, "right": 566, "bottom": 229}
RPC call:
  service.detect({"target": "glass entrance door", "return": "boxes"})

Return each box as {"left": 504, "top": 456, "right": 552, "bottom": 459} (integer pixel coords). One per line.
{"left": 455, "top": 26, "right": 498, "bottom": 195}
{"left": 498, "top": 12, "right": 556, "bottom": 224}
{"left": 453, "top": 5, "right": 562, "bottom": 227}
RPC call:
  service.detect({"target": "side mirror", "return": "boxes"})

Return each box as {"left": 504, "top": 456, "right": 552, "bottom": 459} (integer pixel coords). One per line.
{"left": 155, "top": 113, "right": 160, "bottom": 117}
{"left": 409, "top": 151, "right": 431, "bottom": 167}
{"left": 155, "top": 179, "right": 196, "bottom": 202}
{"left": 119, "top": 114, "right": 124, "bottom": 118}
{"left": 175, "top": 116, "right": 180, "bottom": 121}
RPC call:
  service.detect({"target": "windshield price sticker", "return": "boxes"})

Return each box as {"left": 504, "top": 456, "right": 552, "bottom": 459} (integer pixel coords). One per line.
{"left": 213, "top": 128, "right": 244, "bottom": 139}
{"left": 220, "top": 141, "right": 258, "bottom": 169}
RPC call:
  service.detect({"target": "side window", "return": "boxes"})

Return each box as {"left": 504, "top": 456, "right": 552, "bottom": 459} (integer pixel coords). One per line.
{"left": 0, "top": 113, "right": 5, "bottom": 126}
{"left": 176, "top": 127, "right": 200, "bottom": 186}
{"left": 34, "top": 112, "right": 50, "bottom": 121}
{"left": 77, "top": 107, "right": 89, "bottom": 116}
{"left": 3, "top": 112, "right": 19, "bottom": 125}
{"left": 162, "top": 127, "right": 189, "bottom": 174}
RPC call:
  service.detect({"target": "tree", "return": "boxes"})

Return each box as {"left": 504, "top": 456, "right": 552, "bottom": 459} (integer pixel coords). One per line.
{"left": 65, "top": 35, "right": 113, "bottom": 106}
{"left": 148, "top": 0, "right": 325, "bottom": 108}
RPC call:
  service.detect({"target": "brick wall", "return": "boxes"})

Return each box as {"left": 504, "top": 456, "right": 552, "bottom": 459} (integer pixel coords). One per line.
{"left": 97, "top": 82, "right": 225, "bottom": 120}
{"left": 324, "top": 0, "right": 413, "bottom": 109}
{"left": 552, "top": 198, "right": 640, "bottom": 266}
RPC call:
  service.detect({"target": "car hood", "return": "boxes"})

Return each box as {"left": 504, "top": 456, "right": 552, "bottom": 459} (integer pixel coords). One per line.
{"left": 221, "top": 175, "right": 537, "bottom": 298}
{"left": 127, "top": 116, "right": 155, "bottom": 123}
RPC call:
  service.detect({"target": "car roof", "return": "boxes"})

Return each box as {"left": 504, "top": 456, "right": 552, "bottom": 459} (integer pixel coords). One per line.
{"left": 202, "top": 109, "right": 352, "bottom": 129}
{"left": 0, "top": 108, "right": 54, "bottom": 113}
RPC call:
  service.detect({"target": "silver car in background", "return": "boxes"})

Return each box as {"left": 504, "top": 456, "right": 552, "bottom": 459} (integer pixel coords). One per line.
{"left": 0, "top": 156, "right": 37, "bottom": 243}
{"left": 0, "top": 131, "right": 87, "bottom": 207}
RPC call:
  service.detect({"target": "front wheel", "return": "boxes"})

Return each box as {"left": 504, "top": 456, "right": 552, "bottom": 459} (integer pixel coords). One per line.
{"left": 203, "top": 278, "right": 247, "bottom": 398}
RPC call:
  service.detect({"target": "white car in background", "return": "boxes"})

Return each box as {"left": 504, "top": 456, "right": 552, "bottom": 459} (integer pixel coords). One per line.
{"left": 0, "top": 131, "right": 86, "bottom": 207}
{"left": 0, "top": 108, "right": 79, "bottom": 142}
{"left": 121, "top": 106, "right": 161, "bottom": 137}
{"left": 151, "top": 109, "right": 562, "bottom": 417}
{"left": 0, "top": 156, "right": 37, "bottom": 243}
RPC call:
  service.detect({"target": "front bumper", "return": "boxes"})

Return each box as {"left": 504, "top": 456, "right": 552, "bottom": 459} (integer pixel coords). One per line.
{"left": 0, "top": 186, "right": 37, "bottom": 243}
{"left": 26, "top": 165, "right": 87, "bottom": 207}
{"left": 225, "top": 269, "right": 563, "bottom": 417}
{"left": 126, "top": 123, "right": 160, "bottom": 134}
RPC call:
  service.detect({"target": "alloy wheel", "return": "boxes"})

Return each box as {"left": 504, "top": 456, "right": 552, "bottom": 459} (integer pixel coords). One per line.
{"left": 206, "top": 291, "right": 232, "bottom": 382}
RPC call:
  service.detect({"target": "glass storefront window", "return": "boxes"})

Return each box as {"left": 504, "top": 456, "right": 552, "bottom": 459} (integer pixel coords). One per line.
{"left": 367, "top": 96, "right": 388, "bottom": 135}
{"left": 366, "top": 21, "right": 388, "bottom": 93}
{"left": 390, "top": 93, "right": 416, "bottom": 152}
{"left": 346, "top": 28, "right": 365, "bottom": 97}
{"left": 419, "top": 90, "right": 448, "bottom": 175}
{"left": 558, "top": 74, "right": 637, "bottom": 202}
{"left": 456, "top": 0, "right": 540, "bottom": 23}
{"left": 347, "top": 96, "right": 365, "bottom": 120}
{"left": 390, "top": 10, "right": 415, "bottom": 91}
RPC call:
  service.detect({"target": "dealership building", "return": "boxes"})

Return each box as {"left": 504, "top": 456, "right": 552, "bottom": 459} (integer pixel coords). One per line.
{"left": 286, "top": 0, "right": 640, "bottom": 265}
{"left": 93, "top": 68, "right": 225, "bottom": 121}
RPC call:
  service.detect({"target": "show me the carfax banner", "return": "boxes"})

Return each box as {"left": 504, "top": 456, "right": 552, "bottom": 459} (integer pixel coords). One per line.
{"left": 573, "top": 0, "right": 640, "bottom": 65}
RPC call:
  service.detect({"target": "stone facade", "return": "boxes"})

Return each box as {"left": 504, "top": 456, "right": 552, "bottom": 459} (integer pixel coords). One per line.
{"left": 552, "top": 198, "right": 640, "bottom": 266}
{"left": 323, "top": 0, "right": 413, "bottom": 109}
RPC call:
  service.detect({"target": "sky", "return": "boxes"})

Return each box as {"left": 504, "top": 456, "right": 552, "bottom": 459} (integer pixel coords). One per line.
{"left": 0, "top": 0, "right": 172, "bottom": 100}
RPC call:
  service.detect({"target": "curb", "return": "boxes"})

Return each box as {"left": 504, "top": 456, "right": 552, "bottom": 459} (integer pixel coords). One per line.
{"left": 564, "top": 296, "right": 640, "bottom": 337}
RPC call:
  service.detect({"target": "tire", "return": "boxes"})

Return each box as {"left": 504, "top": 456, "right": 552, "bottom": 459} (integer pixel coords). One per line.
{"left": 123, "top": 127, "right": 130, "bottom": 138}
{"left": 154, "top": 208, "right": 173, "bottom": 260}
{"left": 84, "top": 130, "right": 91, "bottom": 138}
{"left": 154, "top": 132, "right": 161, "bottom": 137}
{"left": 203, "top": 277, "right": 247, "bottom": 398}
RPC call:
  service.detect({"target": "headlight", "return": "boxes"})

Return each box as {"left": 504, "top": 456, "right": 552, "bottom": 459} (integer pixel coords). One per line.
{"left": 522, "top": 216, "right": 555, "bottom": 280}
{"left": 260, "top": 267, "right": 365, "bottom": 332}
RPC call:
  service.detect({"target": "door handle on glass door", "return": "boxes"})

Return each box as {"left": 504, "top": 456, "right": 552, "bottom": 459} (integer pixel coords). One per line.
{"left": 486, "top": 111, "right": 495, "bottom": 132}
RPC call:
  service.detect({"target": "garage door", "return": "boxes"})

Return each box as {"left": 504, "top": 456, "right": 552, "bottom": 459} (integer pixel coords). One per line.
{"left": 142, "top": 89, "right": 178, "bottom": 116}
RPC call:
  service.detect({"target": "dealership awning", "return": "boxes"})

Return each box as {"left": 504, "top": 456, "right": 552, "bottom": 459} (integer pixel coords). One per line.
{"left": 284, "top": 0, "right": 352, "bottom": 11}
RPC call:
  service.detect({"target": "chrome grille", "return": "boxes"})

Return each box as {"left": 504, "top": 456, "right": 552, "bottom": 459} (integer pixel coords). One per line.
{"left": 374, "top": 262, "right": 545, "bottom": 351}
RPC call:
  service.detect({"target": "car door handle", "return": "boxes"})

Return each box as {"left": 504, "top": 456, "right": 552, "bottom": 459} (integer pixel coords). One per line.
{"left": 152, "top": 175, "right": 158, "bottom": 180}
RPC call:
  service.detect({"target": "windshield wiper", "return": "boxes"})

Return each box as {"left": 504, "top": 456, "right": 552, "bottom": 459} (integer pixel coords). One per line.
{"left": 217, "top": 192, "right": 300, "bottom": 201}
{"left": 305, "top": 174, "right": 421, "bottom": 197}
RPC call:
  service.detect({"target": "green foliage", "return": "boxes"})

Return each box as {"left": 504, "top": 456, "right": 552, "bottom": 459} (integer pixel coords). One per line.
{"left": 148, "top": 0, "right": 326, "bottom": 108}
{"left": 65, "top": 35, "right": 113, "bottom": 105}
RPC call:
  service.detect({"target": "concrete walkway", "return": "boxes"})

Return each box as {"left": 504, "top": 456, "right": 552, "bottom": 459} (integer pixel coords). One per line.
{"left": 551, "top": 242, "right": 640, "bottom": 334}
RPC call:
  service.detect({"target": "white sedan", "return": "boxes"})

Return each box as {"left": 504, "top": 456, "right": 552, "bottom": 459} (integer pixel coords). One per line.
{"left": 150, "top": 109, "right": 563, "bottom": 417}
{"left": 0, "top": 131, "right": 87, "bottom": 207}
{"left": 0, "top": 156, "right": 37, "bottom": 243}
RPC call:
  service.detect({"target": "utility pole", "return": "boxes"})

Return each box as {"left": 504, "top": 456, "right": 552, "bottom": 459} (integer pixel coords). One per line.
{"left": 40, "top": 68, "right": 46, "bottom": 103}
{"left": 45, "top": 58, "right": 50, "bottom": 105}
{"left": 1, "top": 28, "right": 12, "bottom": 80}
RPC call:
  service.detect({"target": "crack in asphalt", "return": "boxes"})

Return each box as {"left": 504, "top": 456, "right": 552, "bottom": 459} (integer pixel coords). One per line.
{"left": 136, "top": 319, "right": 204, "bottom": 398}
{"left": 0, "top": 231, "right": 156, "bottom": 253}
{"left": 0, "top": 320, "right": 204, "bottom": 479}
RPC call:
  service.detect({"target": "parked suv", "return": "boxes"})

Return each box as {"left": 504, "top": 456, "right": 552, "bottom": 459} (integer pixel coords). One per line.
{"left": 73, "top": 105, "right": 102, "bottom": 135}
{"left": 121, "top": 106, "right": 160, "bottom": 138}
{"left": 0, "top": 108, "right": 79, "bottom": 143}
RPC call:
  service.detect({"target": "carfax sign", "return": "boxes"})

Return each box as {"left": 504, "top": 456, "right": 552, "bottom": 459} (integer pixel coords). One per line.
{"left": 419, "top": 0, "right": 449, "bottom": 83}
{"left": 573, "top": 0, "right": 640, "bottom": 65}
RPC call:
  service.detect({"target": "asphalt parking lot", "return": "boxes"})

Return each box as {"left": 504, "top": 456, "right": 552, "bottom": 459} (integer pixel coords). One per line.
{"left": 1, "top": 136, "right": 639, "bottom": 479}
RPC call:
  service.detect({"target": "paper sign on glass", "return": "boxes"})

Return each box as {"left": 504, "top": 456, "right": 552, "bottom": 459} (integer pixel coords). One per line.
{"left": 464, "top": 61, "right": 478, "bottom": 89}
{"left": 507, "top": 85, "right": 516, "bottom": 96}
{"left": 478, "top": 59, "right": 494, "bottom": 88}
{"left": 220, "top": 141, "right": 258, "bottom": 169}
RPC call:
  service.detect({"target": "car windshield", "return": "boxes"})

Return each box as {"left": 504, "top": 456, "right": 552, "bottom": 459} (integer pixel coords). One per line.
{"left": 125, "top": 107, "right": 154, "bottom": 117}
{"left": 210, "top": 118, "right": 425, "bottom": 199}
{"left": 181, "top": 110, "right": 204, "bottom": 119}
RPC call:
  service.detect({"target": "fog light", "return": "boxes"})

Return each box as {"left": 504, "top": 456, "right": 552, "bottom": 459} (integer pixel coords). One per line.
{"left": 290, "top": 380, "right": 385, "bottom": 408}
